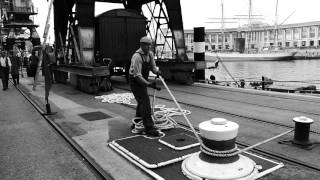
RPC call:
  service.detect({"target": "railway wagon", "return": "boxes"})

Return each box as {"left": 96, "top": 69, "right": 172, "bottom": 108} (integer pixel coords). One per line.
{"left": 95, "top": 9, "right": 147, "bottom": 77}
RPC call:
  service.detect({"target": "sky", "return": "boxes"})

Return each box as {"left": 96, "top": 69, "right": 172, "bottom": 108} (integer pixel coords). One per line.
{"left": 32, "top": 0, "right": 320, "bottom": 43}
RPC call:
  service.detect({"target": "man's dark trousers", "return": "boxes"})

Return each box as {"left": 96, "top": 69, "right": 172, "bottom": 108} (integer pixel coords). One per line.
{"left": 1, "top": 67, "right": 9, "bottom": 89}
{"left": 130, "top": 76, "right": 154, "bottom": 130}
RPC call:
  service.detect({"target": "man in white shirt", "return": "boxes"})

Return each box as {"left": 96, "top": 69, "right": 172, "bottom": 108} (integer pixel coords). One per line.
{"left": 0, "top": 51, "right": 12, "bottom": 90}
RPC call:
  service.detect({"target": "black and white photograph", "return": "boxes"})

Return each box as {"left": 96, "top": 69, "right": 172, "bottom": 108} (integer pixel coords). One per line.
{"left": 1, "top": 0, "right": 320, "bottom": 179}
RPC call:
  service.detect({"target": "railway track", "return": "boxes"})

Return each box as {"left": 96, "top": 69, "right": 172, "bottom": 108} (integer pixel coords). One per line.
{"left": 171, "top": 84, "right": 320, "bottom": 116}
{"left": 113, "top": 84, "right": 320, "bottom": 135}
{"left": 112, "top": 85, "right": 320, "bottom": 173}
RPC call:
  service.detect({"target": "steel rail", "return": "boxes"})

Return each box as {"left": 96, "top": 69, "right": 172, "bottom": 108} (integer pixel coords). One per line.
{"left": 160, "top": 84, "right": 320, "bottom": 116}
{"left": 114, "top": 86, "right": 320, "bottom": 172}
{"left": 13, "top": 82, "right": 112, "bottom": 180}
{"left": 113, "top": 85, "right": 320, "bottom": 135}
{"left": 112, "top": 86, "right": 320, "bottom": 172}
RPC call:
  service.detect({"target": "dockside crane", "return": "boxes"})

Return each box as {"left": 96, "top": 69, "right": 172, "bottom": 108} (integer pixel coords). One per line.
{"left": 52, "top": 0, "right": 205, "bottom": 94}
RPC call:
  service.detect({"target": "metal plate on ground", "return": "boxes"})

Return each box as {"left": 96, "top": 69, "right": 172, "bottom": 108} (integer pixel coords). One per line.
{"left": 159, "top": 133, "right": 199, "bottom": 150}
{"left": 109, "top": 126, "right": 284, "bottom": 180}
{"left": 110, "top": 127, "right": 199, "bottom": 168}
{"left": 110, "top": 142, "right": 283, "bottom": 180}
{"left": 78, "top": 111, "right": 112, "bottom": 121}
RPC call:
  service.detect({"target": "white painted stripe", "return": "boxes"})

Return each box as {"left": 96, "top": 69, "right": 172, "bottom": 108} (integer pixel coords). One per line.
{"left": 193, "top": 42, "right": 205, "bottom": 53}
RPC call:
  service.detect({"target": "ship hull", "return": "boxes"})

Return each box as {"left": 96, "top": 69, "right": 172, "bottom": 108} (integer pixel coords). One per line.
{"left": 205, "top": 52, "right": 296, "bottom": 62}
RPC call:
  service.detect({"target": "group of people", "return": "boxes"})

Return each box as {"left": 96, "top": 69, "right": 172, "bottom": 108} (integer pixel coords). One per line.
{"left": 0, "top": 48, "right": 41, "bottom": 90}
{"left": 0, "top": 50, "right": 23, "bottom": 90}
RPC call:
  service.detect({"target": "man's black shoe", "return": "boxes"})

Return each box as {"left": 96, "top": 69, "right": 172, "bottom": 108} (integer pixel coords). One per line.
{"left": 145, "top": 128, "right": 161, "bottom": 137}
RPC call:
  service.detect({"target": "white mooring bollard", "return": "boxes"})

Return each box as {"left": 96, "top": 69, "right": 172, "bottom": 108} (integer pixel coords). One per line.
{"left": 181, "top": 118, "right": 259, "bottom": 180}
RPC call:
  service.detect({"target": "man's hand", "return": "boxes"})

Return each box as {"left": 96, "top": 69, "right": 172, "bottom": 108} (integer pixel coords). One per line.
{"left": 148, "top": 82, "right": 161, "bottom": 91}
{"left": 155, "top": 70, "right": 161, "bottom": 78}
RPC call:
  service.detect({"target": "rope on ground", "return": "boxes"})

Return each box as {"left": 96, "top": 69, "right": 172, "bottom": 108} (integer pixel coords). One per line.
{"left": 131, "top": 104, "right": 191, "bottom": 133}
{"left": 95, "top": 93, "right": 136, "bottom": 105}
{"left": 94, "top": 93, "right": 191, "bottom": 133}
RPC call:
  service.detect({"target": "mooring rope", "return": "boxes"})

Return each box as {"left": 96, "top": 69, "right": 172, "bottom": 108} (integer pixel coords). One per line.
{"left": 131, "top": 104, "right": 191, "bottom": 133}
{"left": 95, "top": 92, "right": 191, "bottom": 133}
{"left": 200, "top": 143, "right": 239, "bottom": 157}
{"left": 95, "top": 93, "right": 136, "bottom": 105}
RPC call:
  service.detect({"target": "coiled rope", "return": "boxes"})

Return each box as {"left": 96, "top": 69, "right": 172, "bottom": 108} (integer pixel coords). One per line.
{"left": 95, "top": 92, "right": 191, "bottom": 133}
{"left": 95, "top": 93, "right": 136, "bottom": 105}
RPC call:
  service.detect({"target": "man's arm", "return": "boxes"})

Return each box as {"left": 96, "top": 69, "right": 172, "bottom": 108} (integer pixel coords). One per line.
{"left": 149, "top": 52, "right": 160, "bottom": 75}
{"left": 131, "top": 54, "right": 150, "bottom": 86}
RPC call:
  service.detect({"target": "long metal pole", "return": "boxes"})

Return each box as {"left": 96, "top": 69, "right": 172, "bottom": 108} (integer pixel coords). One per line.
{"left": 236, "top": 129, "right": 293, "bottom": 155}
{"left": 33, "top": 0, "right": 54, "bottom": 90}
{"left": 159, "top": 76, "right": 202, "bottom": 143}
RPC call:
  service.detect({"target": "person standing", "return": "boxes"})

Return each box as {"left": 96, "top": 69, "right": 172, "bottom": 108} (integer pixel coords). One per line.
{"left": 11, "top": 52, "right": 21, "bottom": 86}
{"left": 29, "top": 51, "right": 39, "bottom": 81}
{"left": 129, "top": 36, "right": 161, "bottom": 137}
{"left": 0, "top": 51, "right": 12, "bottom": 90}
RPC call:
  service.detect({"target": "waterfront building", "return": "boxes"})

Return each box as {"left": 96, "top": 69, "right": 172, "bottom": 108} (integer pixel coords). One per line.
{"left": 0, "top": 0, "right": 39, "bottom": 51}
{"left": 184, "top": 21, "right": 320, "bottom": 52}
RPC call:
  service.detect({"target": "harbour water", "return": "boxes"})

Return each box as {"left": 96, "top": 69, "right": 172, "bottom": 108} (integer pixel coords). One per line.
{"left": 206, "top": 59, "right": 320, "bottom": 89}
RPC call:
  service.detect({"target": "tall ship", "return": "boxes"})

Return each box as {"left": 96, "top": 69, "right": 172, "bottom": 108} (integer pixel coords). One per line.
{"left": 203, "top": 0, "right": 297, "bottom": 62}
{"left": 205, "top": 50, "right": 296, "bottom": 62}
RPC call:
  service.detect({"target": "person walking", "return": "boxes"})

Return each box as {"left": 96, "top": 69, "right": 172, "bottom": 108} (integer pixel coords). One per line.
{"left": 129, "top": 36, "right": 161, "bottom": 137}
{"left": 0, "top": 51, "right": 12, "bottom": 90}
{"left": 29, "top": 51, "right": 39, "bottom": 81}
{"left": 11, "top": 52, "right": 21, "bottom": 85}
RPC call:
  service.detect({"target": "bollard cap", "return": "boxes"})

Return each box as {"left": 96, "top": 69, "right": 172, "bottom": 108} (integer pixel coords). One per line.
{"left": 199, "top": 118, "right": 239, "bottom": 141}
{"left": 293, "top": 116, "right": 314, "bottom": 124}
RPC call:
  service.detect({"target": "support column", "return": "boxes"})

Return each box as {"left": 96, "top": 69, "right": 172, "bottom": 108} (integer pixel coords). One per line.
{"left": 75, "top": 0, "right": 95, "bottom": 65}
{"left": 193, "top": 27, "right": 205, "bottom": 81}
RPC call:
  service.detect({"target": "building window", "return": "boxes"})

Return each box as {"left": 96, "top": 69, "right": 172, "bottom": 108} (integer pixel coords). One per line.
{"left": 211, "top": 45, "right": 215, "bottom": 50}
{"left": 285, "top": 42, "right": 290, "bottom": 47}
{"left": 293, "top": 42, "right": 298, "bottom": 47}
{"left": 302, "top": 27, "right": 308, "bottom": 39}
{"left": 277, "top": 30, "right": 283, "bottom": 40}
{"left": 310, "top": 40, "right": 314, "bottom": 47}
{"left": 269, "top": 30, "right": 275, "bottom": 41}
{"left": 294, "top": 28, "right": 300, "bottom": 40}
{"left": 302, "top": 41, "right": 306, "bottom": 47}
{"left": 310, "top": 26, "right": 316, "bottom": 38}
{"left": 264, "top": 31, "right": 268, "bottom": 41}
{"left": 285, "top": 29, "right": 292, "bottom": 40}
{"left": 218, "top": 35, "right": 223, "bottom": 43}
{"left": 211, "top": 35, "right": 216, "bottom": 43}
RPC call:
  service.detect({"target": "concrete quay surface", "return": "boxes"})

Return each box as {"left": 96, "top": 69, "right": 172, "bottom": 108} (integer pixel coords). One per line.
{"left": 10, "top": 74, "right": 320, "bottom": 180}
{"left": 17, "top": 76, "right": 152, "bottom": 180}
{"left": 0, "top": 81, "right": 104, "bottom": 180}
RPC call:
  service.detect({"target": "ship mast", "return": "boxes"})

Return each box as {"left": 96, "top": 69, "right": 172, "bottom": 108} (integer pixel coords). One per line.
{"left": 221, "top": 0, "right": 225, "bottom": 49}
{"left": 248, "top": 0, "right": 252, "bottom": 50}
{"left": 274, "top": 0, "right": 279, "bottom": 49}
